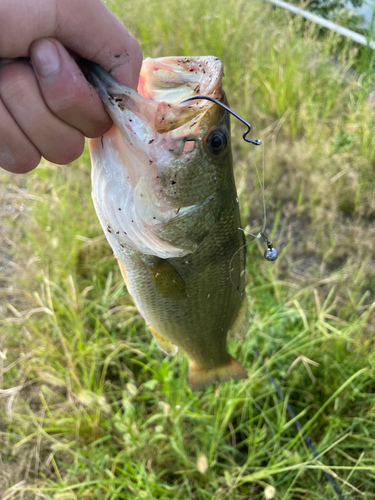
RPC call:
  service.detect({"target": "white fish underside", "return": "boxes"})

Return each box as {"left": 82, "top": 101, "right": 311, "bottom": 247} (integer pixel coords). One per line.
{"left": 90, "top": 56, "right": 223, "bottom": 260}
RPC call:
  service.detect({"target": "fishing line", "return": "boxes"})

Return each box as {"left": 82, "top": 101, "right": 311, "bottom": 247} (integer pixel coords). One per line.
{"left": 255, "top": 139, "right": 266, "bottom": 233}
{"left": 241, "top": 141, "right": 279, "bottom": 261}
{"left": 226, "top": 130, "right": 277, "bottom": 292}
{"left": 228, "top": 140, "right": 278, "bottom": 294}
{"left": 252, "top": 347, "right": 345, "bottom": 500}
{"left": 182, "top": 89, "right": 342, "bottom": 499}
{"left": 238, "top": 143, "right": 266, "bottom": 240}
{"left": 228, "top": 142, "right": 272, "bottom": 294}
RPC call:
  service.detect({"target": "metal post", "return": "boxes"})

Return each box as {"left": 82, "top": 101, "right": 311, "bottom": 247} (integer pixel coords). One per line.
{"left": 265, "top": 0, "right": 375, "bottom": 49}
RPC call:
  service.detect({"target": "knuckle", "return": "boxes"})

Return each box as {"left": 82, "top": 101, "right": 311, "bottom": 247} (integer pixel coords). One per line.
{"left": 45, "top": 85, "right": 112, "bottom": 137}
{"left": 63, "top": 136, "right": 85, "bottom": 164}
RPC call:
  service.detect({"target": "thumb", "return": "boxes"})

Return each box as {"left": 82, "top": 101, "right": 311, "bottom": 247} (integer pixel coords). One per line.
{"left": 54, "top": 0, "right": 143, "bottom": 89}
{"left": 0, "top": 0, "right": 142, "bottom": 90}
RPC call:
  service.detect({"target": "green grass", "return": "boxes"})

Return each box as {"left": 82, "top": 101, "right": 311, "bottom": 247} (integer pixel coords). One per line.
{"left": 1, "top": 0, "right": 375, "bottom": 498}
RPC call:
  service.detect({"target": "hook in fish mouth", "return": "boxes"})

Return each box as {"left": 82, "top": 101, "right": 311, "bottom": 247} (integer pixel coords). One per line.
{"left": 180, "top": 95, "right": 262, "bottom": 146}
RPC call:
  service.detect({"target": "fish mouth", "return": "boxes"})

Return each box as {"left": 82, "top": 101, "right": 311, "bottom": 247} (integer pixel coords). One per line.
{"left": 82, "top": 56, "right": 224, "bottom": 133}
{"left": 138, "top": 56, "right": 223, "bottom": 104}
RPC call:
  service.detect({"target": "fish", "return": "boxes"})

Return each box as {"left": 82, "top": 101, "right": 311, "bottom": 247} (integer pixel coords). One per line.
{"left": 84, "top": 56, "right": 249, "bottom": 390}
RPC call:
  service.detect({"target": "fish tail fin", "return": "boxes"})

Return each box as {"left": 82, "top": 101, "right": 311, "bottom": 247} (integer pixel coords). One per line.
{"left": 188, "top": 356, "right": 247, "bottom": 391}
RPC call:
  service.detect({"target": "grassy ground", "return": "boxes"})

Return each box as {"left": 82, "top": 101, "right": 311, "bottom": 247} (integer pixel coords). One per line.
{"left": 1, "top": 0, "right": 375, "bottom": 498}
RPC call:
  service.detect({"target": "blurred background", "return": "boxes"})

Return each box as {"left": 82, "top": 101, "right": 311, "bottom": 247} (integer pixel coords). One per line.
{"left": 1, "top": 0, "right": 375, "bottom": 498}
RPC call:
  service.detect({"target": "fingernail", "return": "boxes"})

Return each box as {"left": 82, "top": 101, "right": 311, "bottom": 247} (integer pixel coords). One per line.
{"left": 33, "top": 40, "right": 61, "bottom": 77}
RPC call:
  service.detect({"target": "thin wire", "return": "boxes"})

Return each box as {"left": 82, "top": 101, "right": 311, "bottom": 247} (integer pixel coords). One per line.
{"left": 229, "top": 144, "right": 267, "bottom": 292}
{"left": 252, "top": 141, "right": 267, "bottom": 234}
{"left": 229, "top": 141, "right": 269, "bottom": 288}
{"left": 262, "top": 142, "right": 266, "bottom": 233}
{"left": 239, "top": 142, "right": 267, "bottom": 241}
{"left": 181, "top": 79, "right": 343, "bottom": 496}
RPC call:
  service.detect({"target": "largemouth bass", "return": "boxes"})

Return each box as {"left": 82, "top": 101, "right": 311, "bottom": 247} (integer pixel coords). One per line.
{"left": 85, "top": 56, "right": 249, "bottom": 390}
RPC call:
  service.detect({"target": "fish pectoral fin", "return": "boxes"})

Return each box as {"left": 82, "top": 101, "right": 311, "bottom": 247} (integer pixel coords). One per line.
{"left": 155, "top": 193, "right": 219, "bottom": 252}
{"left": 188, "top": 356, "right": 248, "bottom": 391}
{"left": 144, "top": 258, "right": 188, "bottom": 300}
{"left": 115, "top": 256, "right": 132, "bottom": 293}
{"left": 149, "top": 326, "right": 178, "bottom": 356}
{"left": 228, "top": 294, "right": 249, "bottom": 338}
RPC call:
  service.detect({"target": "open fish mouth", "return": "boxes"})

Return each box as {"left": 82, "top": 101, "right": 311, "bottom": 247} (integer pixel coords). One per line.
{"left": 138, "top": 56, "right": 223, "bottom": 103}
{"left": 84, "top": 56, "right": 224, "bottom": 133}
{"left": 85, "top": 56, "right": 229, "bottom": 259}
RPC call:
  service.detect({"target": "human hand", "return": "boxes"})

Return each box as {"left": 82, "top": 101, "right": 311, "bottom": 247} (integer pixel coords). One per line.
{"left": 0, "top": 0, "right": 142, "bottom": 174}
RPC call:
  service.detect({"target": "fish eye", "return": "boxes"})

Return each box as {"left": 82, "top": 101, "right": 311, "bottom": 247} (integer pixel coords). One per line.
{"left": 205, "top": 128, "right": 228, "bottom": 155}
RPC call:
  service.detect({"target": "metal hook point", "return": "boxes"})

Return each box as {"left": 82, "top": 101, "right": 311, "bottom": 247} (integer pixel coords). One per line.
{"left": 245, "top": 136, "right": 262, "bottom": 146}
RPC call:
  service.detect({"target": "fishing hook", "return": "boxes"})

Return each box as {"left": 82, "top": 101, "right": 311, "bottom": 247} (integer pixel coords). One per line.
{"left": 180, "top": 95, "right": 262, "bottom": 146}
{"left": 181, "top": 95, "right": 279, "bottom": 261}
